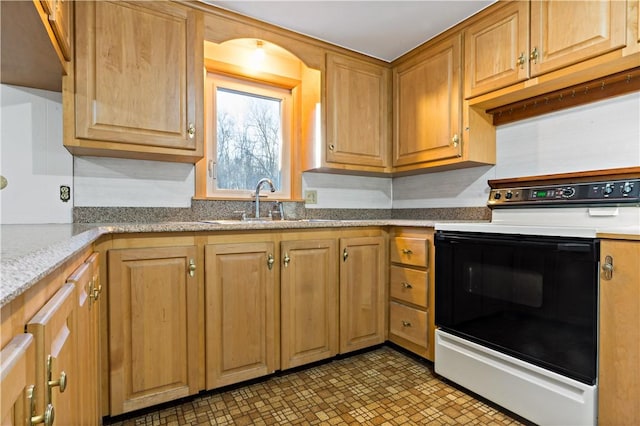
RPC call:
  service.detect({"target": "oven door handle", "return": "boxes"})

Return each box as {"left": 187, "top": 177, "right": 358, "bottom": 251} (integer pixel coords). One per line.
{"left": 556, "top": 243, "right": 593, "bottom": 252}
{"left": 437, "top": 233, "right": 596, "bottom": 253}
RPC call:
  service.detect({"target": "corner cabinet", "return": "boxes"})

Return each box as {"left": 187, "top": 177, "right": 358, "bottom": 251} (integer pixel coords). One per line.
{"left": 65, "top": 1, "right": 204, "bottom": 162}
{"left": 393, "top": 33, "right": 462, "bottom": 171}
{"left": 598, "top": 238, "right": 640, "bottom": 425}
{"left": 324, "top": 53, "right": 391, "bottom": 174}
{"left": 108, "top": 244, "right": 199, "bottom": 415}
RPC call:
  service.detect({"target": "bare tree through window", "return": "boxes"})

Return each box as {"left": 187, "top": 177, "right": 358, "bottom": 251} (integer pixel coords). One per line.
{"left": 216, "top": 88, "right": 282, "bottom": 191}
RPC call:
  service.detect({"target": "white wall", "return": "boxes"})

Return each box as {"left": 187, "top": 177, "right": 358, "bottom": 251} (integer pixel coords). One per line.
{"left": 392, "top": 92, "right": 640, "bottom": 208}
{"left": 0, "top": 85, "right": 73, "bottom": 224}
{"left": 302, "top": 172, "right": 392, "bottom": 209}
{"left": 4, "top": 82, "right": 635, "bottom": 219}
{"left": 74, "top": 157, "right": 194, "bottom": 207}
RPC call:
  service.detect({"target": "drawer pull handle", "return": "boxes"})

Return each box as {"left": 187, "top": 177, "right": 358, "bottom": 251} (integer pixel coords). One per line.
{"left": 401, "top": 249, "right": 413, "bottom": 255}
{"left": 28, "top": 385, "right": 55, "bottom": 426}
{"left": 401, "top": 281, "right": 413, "bottom": 289}
{"left": 401, "top": 321, "right": 412, "bottom": 327}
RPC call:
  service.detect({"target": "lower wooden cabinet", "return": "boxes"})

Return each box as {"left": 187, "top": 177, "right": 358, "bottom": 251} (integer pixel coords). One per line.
{"left": 97, "top": 228, "right": 386, "bottom": 414}
{"left": 0, "top": 333, "right": 35, "bottom": 425}
{"left": 598, "top": 239, "right": 640, "bottom": 425}
{"left": 204, "top": 241, "right": 277, "bottom": 389}
{"left": 68, "top": 255, "right": 101, "bottom": 425}
{"left": 280, "top": 239, "right": 338, "bottom": 369}
{"left": 108, "top": 245, "right": 199, "bottom": 415}
{"left": 27, "top": 283, "right": 77, "bottom": 425}
{"left": 387, "top": 227, "right": 435, "bottom": 361}
{"left": 339, "top": 236, "right": 386, "bottom": 353}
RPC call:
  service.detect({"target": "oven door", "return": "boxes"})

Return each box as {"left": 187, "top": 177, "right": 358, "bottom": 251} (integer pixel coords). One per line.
{"left": 435, "top": 231, "right": 599, "bottom": 385}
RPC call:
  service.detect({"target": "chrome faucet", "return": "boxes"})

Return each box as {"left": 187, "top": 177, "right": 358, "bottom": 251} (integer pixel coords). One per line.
{"left": 254, "top": 178, "right": 276, "bottom": 219}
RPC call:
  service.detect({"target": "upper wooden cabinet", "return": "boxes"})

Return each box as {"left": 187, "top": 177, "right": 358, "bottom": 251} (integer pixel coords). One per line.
{"left": 464, "top": 1, "right": 529, "bottom": 99}
{"left": 465, "top": 0, "right": 627, "bottom": 98}
{"left": 393, "top": 33, "right": 463, "bottom": 170}
{"left": 325, "top": 53, "right": 391, "bottom": 173}
{"left": 65, "top": 1, "right": 204, "bottom": 162}
{"left": 0, "top": 0, "right": 71, "bottom": 92}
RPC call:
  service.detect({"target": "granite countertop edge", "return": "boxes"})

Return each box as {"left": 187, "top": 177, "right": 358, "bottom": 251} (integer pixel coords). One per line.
{"left": 0, "top": 219, "right": 452, "bottom": 307}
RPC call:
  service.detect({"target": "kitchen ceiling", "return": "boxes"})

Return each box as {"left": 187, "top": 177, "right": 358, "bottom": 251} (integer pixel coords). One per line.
{"left": 204, "top": 1, "right": 496, "bottom": 62}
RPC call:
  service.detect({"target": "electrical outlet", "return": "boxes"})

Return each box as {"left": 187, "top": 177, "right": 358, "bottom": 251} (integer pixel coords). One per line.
{"left": 304, "top": 190, "right": 317, "bottom": 204}
{"left": 60, "top": 185, "right": 71, "bottom": 202}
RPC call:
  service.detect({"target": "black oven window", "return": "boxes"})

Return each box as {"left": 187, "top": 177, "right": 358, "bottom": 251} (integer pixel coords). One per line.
{"left": 436, "top": 232, "right": 598, "bottom": 384}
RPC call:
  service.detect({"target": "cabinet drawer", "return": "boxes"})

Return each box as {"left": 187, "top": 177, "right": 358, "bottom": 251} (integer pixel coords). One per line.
{"left": 389, "top": 266, "right": 428, "bottom": 308}
{"left": 390, "top": 237, "right": 428, "bottom": 267}
{"left": 389, "top": 302, "right": 427, "bottom": 348}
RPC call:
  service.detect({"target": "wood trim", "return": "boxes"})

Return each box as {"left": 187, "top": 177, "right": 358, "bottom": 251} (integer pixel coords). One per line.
{"left": 487, "top": 68, "right": 640, "bottom": 125}
{"left": 488, "top": 167, "right": 640, "bottom": 188}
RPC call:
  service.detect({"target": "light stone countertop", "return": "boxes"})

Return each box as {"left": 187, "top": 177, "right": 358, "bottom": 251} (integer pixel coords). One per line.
{"left": 0, "top": 219, "right": 445, "bottom": 307}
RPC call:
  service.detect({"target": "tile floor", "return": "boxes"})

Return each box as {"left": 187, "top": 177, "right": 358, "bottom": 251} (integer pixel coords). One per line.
{"left": 105, "top": 346, "right": 528, "bottom": 426}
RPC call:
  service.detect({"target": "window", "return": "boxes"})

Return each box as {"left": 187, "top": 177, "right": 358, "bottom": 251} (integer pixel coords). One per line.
{"left": 205, "top": 73, "right": 292, "bottom": 199}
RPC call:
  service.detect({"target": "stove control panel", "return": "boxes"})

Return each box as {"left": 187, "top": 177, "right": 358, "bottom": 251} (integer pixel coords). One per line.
{"left": 488, "top": 179, "right": 640, "bottom": 208}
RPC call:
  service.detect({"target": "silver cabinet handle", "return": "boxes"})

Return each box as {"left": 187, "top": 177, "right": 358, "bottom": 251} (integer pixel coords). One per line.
{"left": 401, "top": 281, "right": 413, "bottom": 289}
{"left": 188, "top": 122, "right": 196, "bottom": 139}
{"left": 401, "top": 321, "right": 412, "bottom": 327}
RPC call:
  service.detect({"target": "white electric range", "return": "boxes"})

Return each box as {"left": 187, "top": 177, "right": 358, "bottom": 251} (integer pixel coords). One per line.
{"left": 433, "top": 173, "right": 639, "bottom": 426}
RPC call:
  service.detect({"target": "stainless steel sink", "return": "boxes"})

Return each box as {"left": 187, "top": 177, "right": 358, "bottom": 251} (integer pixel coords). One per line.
{"left": 200, "top": 218, "right": 337, "bottom": 224}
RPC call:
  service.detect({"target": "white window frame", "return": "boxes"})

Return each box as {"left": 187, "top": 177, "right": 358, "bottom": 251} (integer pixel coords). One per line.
{"left": 205, "top": 72, "right": 292, "bottom": 199}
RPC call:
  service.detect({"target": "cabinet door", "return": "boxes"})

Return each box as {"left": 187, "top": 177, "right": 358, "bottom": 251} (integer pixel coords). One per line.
{"left": 393, "top": 33, "right": 462, "bottom": 168}
{"left": 464, "top": 1, "right": 529, "bottom": 98}
{"left": 205, "top": 242, "right": 276, "bottom": 389}
{"left": 599, "top": 240, "right": 640, "bottom": 425}
{"left": 66, "top": 258, "right": 100, "bottom": 425}
{"left": 73, "top": 1, "right": 203, "bottom": 157}
{"left": 27, "top": 283, "right": 77, "bottom": 426}
{"left": 339, "top": 236, "right": 386, "bottom": 353}
{"left": 280, "top": 239, "right": 338, "bottom": 369}
{"left": 108, "top": 246, "right": 198, "bottom": 415}
{"left": 46, "top": 0, "right": 71, "bottom": 61}
{"left": 325, "top": 53, "right": 390, "bottom": 170}
{"left": 1, "top": 334, "right": 35, "bottom": 426}
{"left": 530, "top": 0, "right": 626, "bottom": 76}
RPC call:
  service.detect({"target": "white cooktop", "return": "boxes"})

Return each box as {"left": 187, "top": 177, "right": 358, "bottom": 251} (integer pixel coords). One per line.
{"left": 436, "top": 206, "right": 640, "bottom": 237}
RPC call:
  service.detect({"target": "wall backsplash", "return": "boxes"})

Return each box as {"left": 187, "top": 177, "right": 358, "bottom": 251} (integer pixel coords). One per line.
{"left": 2, "top": 82, "right": 638, "bottom": 225}
{"left": 0, "top": 84, "right": 73, "bottom": 224}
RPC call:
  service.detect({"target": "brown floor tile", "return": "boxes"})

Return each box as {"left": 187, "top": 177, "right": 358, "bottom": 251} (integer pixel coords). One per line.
{"left": 105, "top": 346, "right": 527, "bottom": 426}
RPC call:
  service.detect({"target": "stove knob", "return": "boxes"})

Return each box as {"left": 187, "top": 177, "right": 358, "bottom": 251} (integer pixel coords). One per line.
{"left": 505, "top": 191, "right": 513, "bottom": 200}
{"left": 562, "top": 187, "right": 575, "bottom": 198}
{"left": 493, "top": 192, "right": 502, "bottom": 200}
{"left": 622, "top": 182, "right": 633, "bottom": 194}
{"left": 604, "top": 184, "right": 614, "bottom": 195}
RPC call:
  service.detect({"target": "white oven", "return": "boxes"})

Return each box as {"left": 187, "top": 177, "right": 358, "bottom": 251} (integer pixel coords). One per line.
{"left": 434, "top": 174, "right": 639, "bottom": 426}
